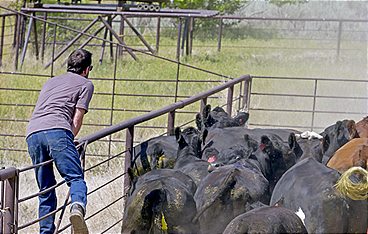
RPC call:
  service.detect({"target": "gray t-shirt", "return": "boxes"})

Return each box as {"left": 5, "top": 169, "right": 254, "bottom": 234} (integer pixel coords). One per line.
{"left": 26, "top": 72, "right": 94, "bottom": 138}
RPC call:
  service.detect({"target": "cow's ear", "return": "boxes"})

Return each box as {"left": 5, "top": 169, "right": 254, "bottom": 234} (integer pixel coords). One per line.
{"left": 261, "top": 135, "right": 273, "bottom": 152}
{"left": 335, "top": 121, "right": 342, "bottom": 131}
{"left": 174, "top": 127, "right": 181, "bottom": 141}
{"left": 235, "top": 112, "right": 249, "bottom": 126}
{"left": 175, "top": 128, "right": 188, "bottom": 150}
{"left": 288, "top": 133, "right": 303, "bottom": 159}
{"left": 202, "top": 104, "right": 211, "bottom": 119}
{"left": 322, "top": 134, "right": 330, "bottom": 153}
{"left": 244, "top": 134, "right": 257, "bottom": 151}
{"left": 288, "top": 132, "right": 296, "bottom": 149}
{"left": 202, "top": 129, "right": 208, "bottom": 145}
{"left": 195, "top": 113, "right": 202, "bottom": 131}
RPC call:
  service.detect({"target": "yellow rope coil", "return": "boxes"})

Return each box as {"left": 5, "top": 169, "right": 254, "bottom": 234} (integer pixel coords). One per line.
{"left": 334, "top": 167, "right": 368, "bottom": 200}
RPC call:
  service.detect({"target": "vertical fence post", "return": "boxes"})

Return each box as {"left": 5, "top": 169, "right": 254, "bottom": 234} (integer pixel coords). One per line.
{"left": 217, "top": 18, "right": 223, "bottom": 52}
{"left": 41, "top": 12, "right": 47, "bottom": 62}
{"left": 188, "top": 17, "right": 194, "bottom": 56}
{"left": 0, "top": 167, "right": 4, "bottom": 232}
{"left": 167, "top": 111, "right": 175, "bottom": 136}
{"left": 12, "top": 14, "right": 18, "bottom": 48}
{"left": 0, "top": 16, "right": 5, "bottom": 67}
{"left": 227, "top": 85, "right": 234, "bottom": 116}
{"left": 200, "top": 97, "right": 207, "bottom": 113}
{"left": 311, "top": 79, "right": 318, "bottom": 131}
{"left": 119, "top": 15, "right": 125, "bottom": 57}
{"left": 14, "top": 14, "right": 21, "bottom": 70}
{"left": 336, "top": 21, "right": 342, "bottom": 59}
{"left": 155, "top": 16, "right": 160, "bottom": 54}
{"left": 32, "top": 12, "right": 39, "bottom": 60}
{"left": 124, "top": 126, "right": 134, "bottom": 198}
{"left": 4, "top": 177, "right": 15, "bottom": 234}
{"left": 242, "top": 77, "right": 251, "bottom": 111}
{"left": 0, "top": 167, "right": 17, "bottom": 234}
{"left": 51, "top": 24, "right": 57, "bottom": 77}
{"left": 176, "top": 18, "right": 182, "bottom": 61}
{"left": 108, "top": 16, "right": 114, "bottom": 61}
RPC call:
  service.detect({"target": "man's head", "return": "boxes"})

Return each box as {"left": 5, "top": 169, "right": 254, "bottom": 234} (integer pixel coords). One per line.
{"left": 67, "top": 49, "right": 93, "bottom": 77}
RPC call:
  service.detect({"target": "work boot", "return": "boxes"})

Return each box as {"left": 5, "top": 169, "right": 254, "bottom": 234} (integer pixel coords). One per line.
{"left": 70, "top": 203, "right": 88, "bottom": 234}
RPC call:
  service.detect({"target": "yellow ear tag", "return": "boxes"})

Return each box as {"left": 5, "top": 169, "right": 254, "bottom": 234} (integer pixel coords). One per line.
{"left": 161, "top": 212, "right": 168, "bottom": 231}
{"left": 158, "top": 155, "right": 166, "bottom": 168}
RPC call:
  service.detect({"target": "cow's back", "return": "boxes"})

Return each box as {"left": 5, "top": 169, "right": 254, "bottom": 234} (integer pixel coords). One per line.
{"left": 270, "top": 157, "right": 368, "bottom": 233}
{"left": 327, "top": 138, "right": 368, "bottom": 173}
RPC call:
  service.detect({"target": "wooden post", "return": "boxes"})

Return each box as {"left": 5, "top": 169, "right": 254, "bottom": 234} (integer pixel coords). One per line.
{"left": 155, "top": 17, "right": 161, "bottom": 54}
{"left": 108, "top": 16, "right": 114, "bottom": 61}
{"left": 242, "top": 78, "right": 251, "bottom": 111}
{"left": 40, "top": 12, "right": 47, "bottom": 62}
{"left": 217, "top": 18, "right": 223, "bottom": 52}
{"left": 14, "top": 14, "right": 21, "bottom": 70}
{"left": 167, "top": 111, "right": 175, "bottom": 136}
{"left": 32, "top": 13, "right": 39, "bottom": 60}
{"left": 200, "top": 97, "right": 207, "bottom": 113}
{"left": 188, "top": 17, "right": 194, "bottom": 56}
{"left": 227, "top": 85, "right": 234, "bottom": 116}
{"left": 176, "top": 18, "right": 182, "bottom": 61}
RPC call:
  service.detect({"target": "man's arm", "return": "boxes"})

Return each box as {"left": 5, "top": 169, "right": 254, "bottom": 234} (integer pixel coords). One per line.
{"left": 72, "top": 107, "right": 86, "bottom": 136}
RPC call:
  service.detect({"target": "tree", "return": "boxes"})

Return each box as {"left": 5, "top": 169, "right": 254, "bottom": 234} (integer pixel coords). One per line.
{"left": 171, "top": 0, "right": 246, "bottom": 14}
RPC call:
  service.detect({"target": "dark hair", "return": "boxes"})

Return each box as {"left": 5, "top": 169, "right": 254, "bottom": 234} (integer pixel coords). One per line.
{"left": 67, "top": 49, "right": 92, "bottom": 74}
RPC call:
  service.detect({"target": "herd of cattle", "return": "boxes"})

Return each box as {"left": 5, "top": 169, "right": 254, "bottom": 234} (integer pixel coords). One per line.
{"left": 121, "top": 105, "right": 368, "bottom": 234}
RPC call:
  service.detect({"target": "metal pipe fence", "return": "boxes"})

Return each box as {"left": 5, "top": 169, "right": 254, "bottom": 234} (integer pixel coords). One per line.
{"left": 0, "top": 74, "right": 251, "bottom": 233}
{"left": 0, "top": 5, "right": 368, "bottom": 233}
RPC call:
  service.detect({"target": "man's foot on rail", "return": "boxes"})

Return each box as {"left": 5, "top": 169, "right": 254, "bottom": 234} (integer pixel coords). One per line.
{"left": 70, "top": 203, "right": 89, "bottom": 234}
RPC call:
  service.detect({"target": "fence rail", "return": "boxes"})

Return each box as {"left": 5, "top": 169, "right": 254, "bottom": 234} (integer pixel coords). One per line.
{"left": 1, "top": 5, "right": 367, "bottom": 233}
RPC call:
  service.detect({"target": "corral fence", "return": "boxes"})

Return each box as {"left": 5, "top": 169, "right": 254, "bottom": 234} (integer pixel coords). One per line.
{"left": 0, "top": 6, "right": 367, "bottom": 160}
{"left": 2, "top": 72, "right": 368, "bottom": 232}
{"left": 0, "top": 74, "right": 251, "bottom": 233}
{"left": 1, "top": 5, "right": 368, "bottom": 233}
{"left": 0, "top": 6, "right": 367, "bottom": 68}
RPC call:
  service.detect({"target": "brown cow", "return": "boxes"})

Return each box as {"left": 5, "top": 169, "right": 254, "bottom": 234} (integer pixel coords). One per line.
{"left": 356, "top": 116, "right": 368, "bottom": 138}
{"left": 327, "top": 138, "right": 368, "bottom": 173}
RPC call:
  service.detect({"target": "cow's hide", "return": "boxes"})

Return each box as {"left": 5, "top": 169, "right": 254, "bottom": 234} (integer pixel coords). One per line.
{"left": 223, "top": 206, "right": 307, "bottom": 234}
{"left": 194, "top": 160, "right": 269, "bottom": 234}
{"left": 320, "top": 119, "right": 359, "bottom": 164}
{"left": 173, "top": 127, "right": 210, "bottom": 186}
{"left": 122, "top": 169, "right": 198, "bottom": 234}
{"left": 327, "top": 137, "right": 368, "bottom": 173}
{"left": 270, "top": 157, "right": 368, "bottom": 233}
{"left": 355, "top": 116, "right": 368, "bottom": 137}
{"left": 196, "top": 104, "right": 249, "bottom": 130}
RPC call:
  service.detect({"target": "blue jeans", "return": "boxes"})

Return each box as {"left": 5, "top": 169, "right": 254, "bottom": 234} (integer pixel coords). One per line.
{"left": 26, "top": 129, "right": 87, "bottom": 234}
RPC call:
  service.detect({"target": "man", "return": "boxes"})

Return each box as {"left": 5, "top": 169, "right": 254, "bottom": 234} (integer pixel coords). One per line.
{"left": 26, "top": 49, "right": 94, "bottom": 234}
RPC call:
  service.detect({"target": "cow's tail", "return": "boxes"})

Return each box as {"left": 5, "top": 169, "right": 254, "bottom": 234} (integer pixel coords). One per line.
{"left": 142, "top": 189, "right": 168, "bottom": 233}
{"left": 334, "top": 166, "right": 368, "bottom": 200}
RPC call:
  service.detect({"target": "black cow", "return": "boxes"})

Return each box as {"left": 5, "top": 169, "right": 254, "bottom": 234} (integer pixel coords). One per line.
{"left": 173, "top": 127, "right": 210, "bottom": 186}
{"left": 223, "top": 206, "right": 307, "bottom": 234}
{"left": 288, "top": 132, "right": 323, "bottom": 162}
{"left": 122, "top": 169, "right": 198, "bottom": 234}
{"left": 193, "top": 160, "right": 269, "bottom": 234}
{"left": 320, "top": 119, "right": 359, "bottom": 164}
{"left": 130, "top": 126, "right": 202, "bottom": 176}
{"left": 195, "top": 104, "right": 249, "bottom": 130}
{"left": 270, "top": 157, "right": 368, "bottom": 233}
